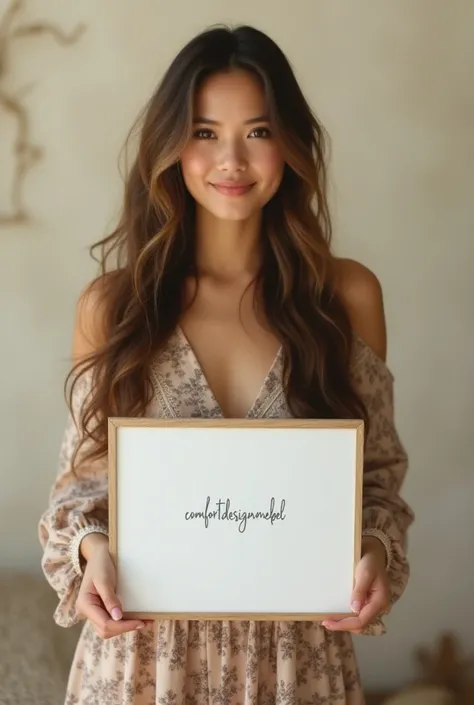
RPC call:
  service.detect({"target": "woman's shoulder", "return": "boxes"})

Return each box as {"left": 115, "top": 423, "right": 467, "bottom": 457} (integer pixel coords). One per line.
{"left": 332, "top": 257, "right": 387, "bottom": 364}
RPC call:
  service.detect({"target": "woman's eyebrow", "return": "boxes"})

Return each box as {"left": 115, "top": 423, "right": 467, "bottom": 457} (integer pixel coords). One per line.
{"left": 193, "top": 115, "right": 270, "bottom": 125}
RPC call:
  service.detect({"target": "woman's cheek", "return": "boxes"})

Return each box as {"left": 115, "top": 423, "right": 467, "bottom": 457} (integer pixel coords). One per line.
{"left": 181, "top": 148, "right": 213, "bottom": 178}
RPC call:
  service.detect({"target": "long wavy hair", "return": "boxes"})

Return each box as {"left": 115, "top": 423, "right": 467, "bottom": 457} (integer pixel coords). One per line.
{"left": 67, "top": 24, "right": 369, "bottom": 471}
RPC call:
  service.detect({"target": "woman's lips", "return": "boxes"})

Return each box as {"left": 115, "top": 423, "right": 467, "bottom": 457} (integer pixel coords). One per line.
{"left": 211, "top": 182, "right": 255, "bottom": 196}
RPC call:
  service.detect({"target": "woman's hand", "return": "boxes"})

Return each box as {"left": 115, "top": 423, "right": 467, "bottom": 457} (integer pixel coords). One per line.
{"left": 322, "top": 536, "right": 390, "bottom": 634}
{"left": 75, "top": 534, "right": 145, "bottom": 639}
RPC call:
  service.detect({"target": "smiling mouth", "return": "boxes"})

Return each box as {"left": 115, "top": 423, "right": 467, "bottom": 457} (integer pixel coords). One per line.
{"left": 210, "top": 182, "right": 256, "bottom": 196}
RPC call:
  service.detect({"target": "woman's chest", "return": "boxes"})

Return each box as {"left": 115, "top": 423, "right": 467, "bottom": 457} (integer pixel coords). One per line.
{"left": 177, "top": 314, "right": 281, "bottom": 418}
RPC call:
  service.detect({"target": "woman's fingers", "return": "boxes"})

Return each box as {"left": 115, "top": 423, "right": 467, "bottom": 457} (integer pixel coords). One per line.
{"left": 94, "top": 578, "right": 123, "bottom": 620}
{"left": 77, "top": 587, "right": 145, "bottom": 639}
{"left": 86, "top": 602, "right": 145, "bottom": 639}
{"left": 322, "top": 589, "right": 388, "bottom": 632}
{"left": 350, "top": 565, "right": 373, "bottom": 613}
{"left": 323, "top": 549, "right": 391, "bottom": 633}
{"left": 74, "top": 542, "right": 147, "bottom": 638}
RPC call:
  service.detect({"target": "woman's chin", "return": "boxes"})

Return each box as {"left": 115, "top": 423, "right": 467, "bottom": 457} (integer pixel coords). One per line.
{"left": 201, "top": 202, "right": 261, "bottom": 222}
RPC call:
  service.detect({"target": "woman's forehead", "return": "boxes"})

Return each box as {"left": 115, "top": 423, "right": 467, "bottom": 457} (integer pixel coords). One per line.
{"left": 193, "top": 70, "right": 267, "bottom": 122}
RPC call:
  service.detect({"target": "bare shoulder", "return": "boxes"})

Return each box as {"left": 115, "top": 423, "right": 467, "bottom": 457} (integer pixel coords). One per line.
{"left": 333, "top": 257, "right": 387, "bottom": 362}
{"left": 72, "top": 274, "right": 111, "bottom": 364}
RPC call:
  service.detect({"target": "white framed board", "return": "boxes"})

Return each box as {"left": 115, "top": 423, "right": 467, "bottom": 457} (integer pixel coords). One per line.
{"left": 108, "top": 418, "right": 364, "bottom": 621}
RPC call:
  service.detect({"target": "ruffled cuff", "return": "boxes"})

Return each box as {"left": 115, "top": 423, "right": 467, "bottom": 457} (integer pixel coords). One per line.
{"left": 40, "top": 516, "right": 109, "bottom": 629}
{"left": 357, "top": 508, "right": 410, "bottom": 637}
{"left": 68, "top": 523, "right": 109, "bottom": 577}
{"left": 356, "top": 528, "right": 394, "bottom": 637}
{"left": 361, "top": 528, "right": 393, "bottom": 570}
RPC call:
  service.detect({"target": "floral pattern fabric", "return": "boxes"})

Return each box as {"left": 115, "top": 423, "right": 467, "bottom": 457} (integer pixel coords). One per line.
{"left": 38, "top": 328, "right": 414, "bottom": 704}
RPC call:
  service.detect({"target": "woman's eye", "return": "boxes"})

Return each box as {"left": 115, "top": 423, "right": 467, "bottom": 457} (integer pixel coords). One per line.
{"left": 192, "top": 127, "right": 271, "bottom": 139}
{"left": 249, "top": 127, "right": 271, "bottom": 139}
{"left": 193, "top": 129, "right": 215, "bottom": 139}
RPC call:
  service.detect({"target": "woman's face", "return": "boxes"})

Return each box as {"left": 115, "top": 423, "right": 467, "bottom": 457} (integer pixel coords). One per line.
{"left": 180, "top": 69, "right": 285, "bottom": 222}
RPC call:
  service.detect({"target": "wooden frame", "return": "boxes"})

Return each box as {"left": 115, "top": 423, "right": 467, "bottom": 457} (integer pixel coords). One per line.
{"left": 108, "top": 418, "right": 364, "bottom": 621}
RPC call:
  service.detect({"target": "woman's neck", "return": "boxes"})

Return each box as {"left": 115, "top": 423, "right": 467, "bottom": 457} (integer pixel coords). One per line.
{"left": 194, "top": 206, "right": 263, "bottom": 282}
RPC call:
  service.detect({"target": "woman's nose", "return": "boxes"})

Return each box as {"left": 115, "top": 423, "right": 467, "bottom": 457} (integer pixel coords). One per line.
{"left": 216, "top": 140, "right": 248, "bottom": 172}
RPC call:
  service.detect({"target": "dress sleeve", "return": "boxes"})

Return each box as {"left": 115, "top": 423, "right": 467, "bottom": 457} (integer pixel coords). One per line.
{"left": 350, "top": 337, "right": 414, "bottom": 635}
{"left": 38, "top": 370, "right": 109, "bottom": 628}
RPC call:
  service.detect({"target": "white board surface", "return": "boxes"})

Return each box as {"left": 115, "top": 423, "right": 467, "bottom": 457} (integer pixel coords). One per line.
{"left": 110, "top": 420, "right": 363, "bottom": 620}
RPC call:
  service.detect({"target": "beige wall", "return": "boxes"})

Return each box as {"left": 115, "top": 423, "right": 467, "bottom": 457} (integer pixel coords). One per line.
{"left": 1, "top": 0, "right": 473, "bottom": 691}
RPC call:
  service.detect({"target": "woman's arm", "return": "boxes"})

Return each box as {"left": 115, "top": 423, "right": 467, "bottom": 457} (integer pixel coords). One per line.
{"left": 327, "top": 259, "right": 414, "bottom": 633}
{"left": 38, "top": 282, "right": 110, "bottom": 628}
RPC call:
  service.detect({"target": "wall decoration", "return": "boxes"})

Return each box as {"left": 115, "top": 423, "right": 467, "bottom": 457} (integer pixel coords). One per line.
{"left": 0, "top": 0, "right": 85, "bottom": 226}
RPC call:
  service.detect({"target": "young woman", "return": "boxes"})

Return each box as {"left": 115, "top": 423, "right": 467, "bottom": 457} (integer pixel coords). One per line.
{"left": 39, "top": 24, "right": 414, "bottom": 705}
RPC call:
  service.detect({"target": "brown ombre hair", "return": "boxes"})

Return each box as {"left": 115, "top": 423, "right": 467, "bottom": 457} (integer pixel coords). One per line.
{"left": 67, "top": 24, "right": 368, "bottom": 470}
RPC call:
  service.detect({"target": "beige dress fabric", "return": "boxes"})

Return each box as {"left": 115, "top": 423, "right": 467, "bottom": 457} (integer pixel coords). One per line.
{"left": 39, "top": 328, "right": 414, "bottom": 705}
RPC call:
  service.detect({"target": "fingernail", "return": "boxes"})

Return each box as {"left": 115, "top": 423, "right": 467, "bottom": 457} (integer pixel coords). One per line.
{"left": 351, "top": 601, "right": 361, "bottom": 613}
{"left": 136, "top": 623, "right": 145, "bottom": 630}
{"left": 111, "top": 607, "right": 122, "bottom": 621}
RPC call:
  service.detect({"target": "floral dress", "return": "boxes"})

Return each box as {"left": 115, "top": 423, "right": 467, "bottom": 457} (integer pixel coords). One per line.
{"left": 39, "top": 328, "right": 414, "bottom": 705}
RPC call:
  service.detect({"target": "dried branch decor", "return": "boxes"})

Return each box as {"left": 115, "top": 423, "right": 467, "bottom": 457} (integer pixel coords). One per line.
{"left": 0, "top": 0, "right": 85, "bottom": 225}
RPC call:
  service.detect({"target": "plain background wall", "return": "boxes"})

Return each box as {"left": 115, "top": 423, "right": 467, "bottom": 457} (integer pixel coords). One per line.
{"left": 1, "top": 0, "right": 473, "bottom": 691}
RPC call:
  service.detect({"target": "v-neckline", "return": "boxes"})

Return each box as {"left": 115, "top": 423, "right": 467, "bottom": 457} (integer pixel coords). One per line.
{"left": 176, "top": 325, "right": 283, "bottom": 419}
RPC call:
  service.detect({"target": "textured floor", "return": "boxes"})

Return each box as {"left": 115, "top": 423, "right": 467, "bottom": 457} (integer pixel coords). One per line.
{"left": 0, "top": 571, "right": 80, "bottom": 705}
